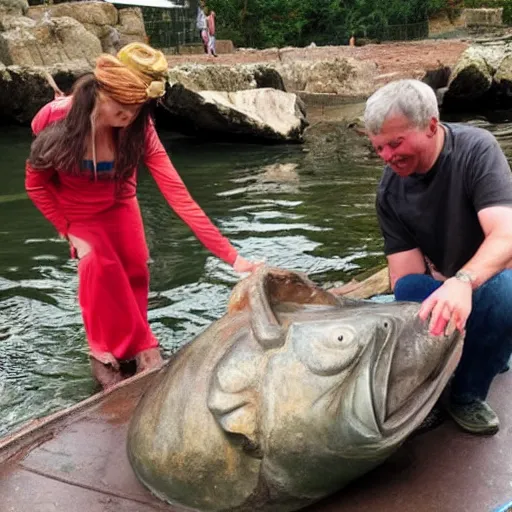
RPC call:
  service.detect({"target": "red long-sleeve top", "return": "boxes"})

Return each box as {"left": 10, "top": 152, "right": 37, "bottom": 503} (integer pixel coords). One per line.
{"left": 24, "top": 97, "right": 238, "bottom": 265}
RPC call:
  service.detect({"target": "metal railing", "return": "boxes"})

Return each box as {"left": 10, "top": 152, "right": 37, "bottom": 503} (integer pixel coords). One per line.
{"left": 142, "top": 6, "right": 198, "bottom": 50}
{"left": 367, "top": 20, "right": 430, "bottom": 41}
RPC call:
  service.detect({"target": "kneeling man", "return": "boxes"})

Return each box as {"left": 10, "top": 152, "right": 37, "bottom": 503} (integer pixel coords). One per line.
{"left": 364, "top": 79, "right": 512, "bottom": 435}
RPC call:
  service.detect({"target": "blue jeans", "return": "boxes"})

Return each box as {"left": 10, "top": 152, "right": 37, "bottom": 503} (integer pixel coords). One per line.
{"left": 394, "top": 270, "right": 512, "bottom": 403}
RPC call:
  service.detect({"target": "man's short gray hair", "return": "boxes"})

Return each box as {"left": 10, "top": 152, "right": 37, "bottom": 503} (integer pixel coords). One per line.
{"left": 364, "top": 79, "right": 439, "bottom": 135}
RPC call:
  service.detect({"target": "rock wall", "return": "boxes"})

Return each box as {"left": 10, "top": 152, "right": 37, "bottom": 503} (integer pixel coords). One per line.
{"left": 27, "top": 2, "right": 146, "bottom": 54}
{"left": 462, "top": 8, "right": 503, "bottom": 27}
{"left": 0, "top": 15, "right": 102, "bottom": 67}
{"left": 0, "top": 1, "right": 146, "bottom": 70}
{"left": 0, "top": 0, "right": 27, "bottom": 17}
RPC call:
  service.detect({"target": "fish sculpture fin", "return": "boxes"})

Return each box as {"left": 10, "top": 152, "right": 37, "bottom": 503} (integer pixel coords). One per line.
{"left": 228, "top": 266, "right": 339, "bottom": 350}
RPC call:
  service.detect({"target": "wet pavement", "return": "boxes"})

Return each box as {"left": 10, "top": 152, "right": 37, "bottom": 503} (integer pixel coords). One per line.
{"left": 1, "top": 366, "right": 510, "bottom": 512}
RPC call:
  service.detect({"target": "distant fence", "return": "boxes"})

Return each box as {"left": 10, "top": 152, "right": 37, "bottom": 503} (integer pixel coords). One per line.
{"left": 367, "top": 20, "right": 430, "bottom": 42}
{"left": 142, "top": 5, "right": 198, "bottom": 50}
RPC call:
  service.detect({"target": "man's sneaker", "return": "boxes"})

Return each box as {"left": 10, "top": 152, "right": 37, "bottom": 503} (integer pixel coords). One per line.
{"left": 446, "top": 399, "right": 500, "bottom": 436}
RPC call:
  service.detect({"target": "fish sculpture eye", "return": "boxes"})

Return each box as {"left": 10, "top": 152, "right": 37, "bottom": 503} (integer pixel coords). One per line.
{"left": 291, "top": 322, "right": 363, "bottom": 377}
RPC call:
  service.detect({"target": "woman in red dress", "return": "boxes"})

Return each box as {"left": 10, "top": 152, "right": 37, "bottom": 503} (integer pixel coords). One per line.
{"left": 25, "top": 43, "right": 259, "bottom": 389}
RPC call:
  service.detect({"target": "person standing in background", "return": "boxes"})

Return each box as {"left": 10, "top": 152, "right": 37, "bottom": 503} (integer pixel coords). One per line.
{"left": 206, "top": 8, "right": 217, "bottom": 57}
{"left": 196, "top": 0, "right": 208, "bottom": 53}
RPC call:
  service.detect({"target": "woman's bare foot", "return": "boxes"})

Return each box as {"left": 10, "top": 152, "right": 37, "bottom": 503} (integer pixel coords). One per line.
{"left": 135, "top": 347, "right": 164, "bottom": 374}
{"left": 90, "top": 357, "right": 124, "bottom": 390}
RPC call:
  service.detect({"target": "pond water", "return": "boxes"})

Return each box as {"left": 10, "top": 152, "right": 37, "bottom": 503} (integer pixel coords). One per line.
{"left": 1, "top": 111, "right": 510, "bottom": 437}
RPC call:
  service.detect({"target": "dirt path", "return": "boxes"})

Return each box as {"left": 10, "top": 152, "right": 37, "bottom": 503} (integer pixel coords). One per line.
{"left": 166, "top": 39, "right": 469, "bottom": 80}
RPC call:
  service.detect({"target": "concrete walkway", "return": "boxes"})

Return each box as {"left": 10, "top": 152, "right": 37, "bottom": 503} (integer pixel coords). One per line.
{"left": 1, "top": 367, "right": 510, "bottom": 512}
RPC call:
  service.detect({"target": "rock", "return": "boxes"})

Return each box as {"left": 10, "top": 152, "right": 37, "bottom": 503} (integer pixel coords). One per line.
{"left": 494, "top": 52, "right": 512, "bottom": 83}
{"left": 250, "top": 64, "right": 286, "bottom": 90}
{"left": 462, "top": 8, "right": 503, "bottom": 27}
{"left": 303, "top": 120, "right": 376, "bottom": 168}
{"left": 226, "top": 163, "right": 301, "bottom": 196}
{"left": 470, "top": 43, "right": 507, "bottom": 74}
{"left": 0, "top": 62, "right": 89, "bottom": 124}
{"left": 422, "top": 65, "right": 451, "bottom": 90}
{"left": 27, "top": 2, "right": 146, "bottom": 53}
{"left": 117, "top": 8, "right": 144, "bottom": 36}
{"left": 0, "top": 15, "right": 102, "bottom": 67}
{"left": 168, "top": 63, "right": 285, "bottom": 93}
{"left": 162, "top": 84, "right": 307, "bottom": 142}
{"left": 435, "top": 86, "right": 449, "bottom": 106}
{"left": 0, "top": 0, "right": 27, "bottom": 17}
{"left": 168, "top": 64, "right": 257, "bottom": 92}
{"left": 446, "top": 46, "right": 493, "bottom": 100}
{"left": 27, "top": 1, "right": 118, "bottom": 27}
{"left": 114, "top": 7, "right": 146, "bottom": 50}
{"left": 259, "top": 163, "right": 299, "bottom": 183}
{"left": 0, "top": 13, "right": 33, "bottom": 31}
{"left": 98, "top": 25, "right": 120, "bottom": 54}
{"left": 270, "top": 57, "right": 378, "bottom": 97}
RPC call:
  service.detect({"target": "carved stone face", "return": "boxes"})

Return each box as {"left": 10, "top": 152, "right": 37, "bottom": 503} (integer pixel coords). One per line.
{"left": 128, "top": 268, "right": 463, "bottom": 511}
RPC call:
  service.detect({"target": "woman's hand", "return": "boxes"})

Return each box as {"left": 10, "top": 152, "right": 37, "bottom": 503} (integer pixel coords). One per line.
{"left": 67, "top": 233, "right": 91, "bottom": 259}
{"left": 232, "top": 255, "right": 263, "bottom": 274}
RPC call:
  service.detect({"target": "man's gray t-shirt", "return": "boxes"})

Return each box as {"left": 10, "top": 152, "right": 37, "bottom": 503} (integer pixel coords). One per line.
{"left": 376, "top": 122, "right": 512, "bottom": 277}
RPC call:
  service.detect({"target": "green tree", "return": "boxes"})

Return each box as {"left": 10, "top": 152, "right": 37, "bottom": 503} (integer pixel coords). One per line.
{"left": 206, "top": 0, "right": 435, "bottom": 49}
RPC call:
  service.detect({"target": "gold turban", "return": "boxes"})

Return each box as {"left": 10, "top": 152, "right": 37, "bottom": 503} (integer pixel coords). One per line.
{"left": 93, "top": 42, "right": 168, "bottom": 105}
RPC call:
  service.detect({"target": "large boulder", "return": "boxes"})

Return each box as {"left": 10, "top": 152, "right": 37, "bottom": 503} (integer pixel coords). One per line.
{"left": 117, "top": 7, "right": 145, "bottom": 37}
{"left": 445, "top": 45, "right": 494, "bottom": 101}
{"left": 168, "top": 63, "right": 285, "bottom": 93}
{"left": 493, "top": 52, "right": 512, "bottom": 83}
{"left": 0, "top": 61, "right": 89, "bottom": 124}
{"left": 270, "top": 57, "right": 378, "bottom": 97}
{"left": 161, "top": 84, "right": 307, "bottom": 142}
{"left": 0, "top": 15, "right": 102, "bottom": 66}
{"left": 27, "top": 2, "right": 146, "bottom": 53}
{"left": 438, "top": 42, "right": 512, "bottom": 110}
{"left": 27, "top": 1, "right": 118, "bottom": 27}
{"left": 0, "top": 0, "right": 27, "bottom": 17}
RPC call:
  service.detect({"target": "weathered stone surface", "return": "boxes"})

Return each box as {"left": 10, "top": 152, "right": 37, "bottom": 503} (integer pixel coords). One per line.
{"left": 462, "top": 7, "right": 503, "bottom": 27}
{"left": 127, "top": 266, "right": 463, "bottom": 512}
{"left": 493, "top": 52, "right": 512, "bottom": 83}
{"left": 27, "top": 2, "right": 146, "bottom": 54}
{"left": 162, "top": 84, "right": 307, "bottom": 142}
{"left": 117, "top": 8, "right": 144, "bottom": 36}
{"left": 0, "top": 15, "right": 101, "bottom": 67}
{"left": 0, "top": 62, "right": 89, "bottom": 124}
{"left": 446, "top": 46, "right": 493, "bottom": 100}
{"left": 0, "top": 0, "right": 27, "bottom": 17}
{"left": 168, "top": 63, "right": 285, "bottom": 93}
{"left": 271, "top": 57, "right": 378, "bottom": 97}
{"left": 0, "top": 13, "right": 33, "bottom": 30}
{"left": 27, "top": 1, "right": 118, "bottom": 27}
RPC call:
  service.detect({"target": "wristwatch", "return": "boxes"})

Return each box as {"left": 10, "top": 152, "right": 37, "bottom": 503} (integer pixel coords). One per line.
{"left": 455, "top": 270, "right": 475, "bottom": 286}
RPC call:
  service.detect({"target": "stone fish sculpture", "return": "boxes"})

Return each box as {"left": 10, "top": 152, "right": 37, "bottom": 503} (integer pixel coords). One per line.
{"left": 127, "top": 267, "right": 463, "bottom": 512}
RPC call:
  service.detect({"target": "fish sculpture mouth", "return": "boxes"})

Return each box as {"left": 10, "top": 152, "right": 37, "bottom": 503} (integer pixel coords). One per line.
{"left": 372, "top": 312, "right": 462, "bottom": 438}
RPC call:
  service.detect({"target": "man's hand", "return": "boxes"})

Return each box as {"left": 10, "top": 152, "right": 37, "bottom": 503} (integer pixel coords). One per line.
{"left": 418, "top": 277, "right": 473, "bottom": 336}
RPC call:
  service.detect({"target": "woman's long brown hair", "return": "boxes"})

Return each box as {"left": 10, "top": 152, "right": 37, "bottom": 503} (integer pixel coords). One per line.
{"left": 28, "top": 73, "right": 152, "bottom": 182}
